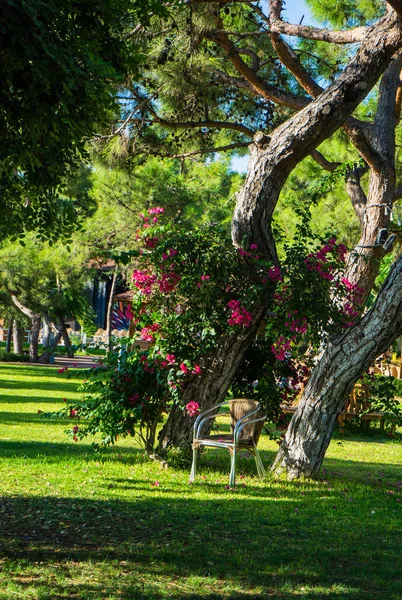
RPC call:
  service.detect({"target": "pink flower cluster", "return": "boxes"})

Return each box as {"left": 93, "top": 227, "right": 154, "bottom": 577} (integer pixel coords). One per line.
{"left": 271, "top": 336, "right": 292, "bottom": 361}
{"left": 132, "top": 269, "right": 157, "bottom": 295}
{"left": 304, "top": 238, "right": 347, "bottom": 281}
{"left": 140, "top": 324, "right": 159, "bottom": 343}
{"left": 161, "top": 248, "right": 178, "bottom": 260}
{"left": 132, "top": 266, "right": 181, "bottom": 295}
{"left": 227, "top": 299, "right": 253, "bottom": 327}
{"left": 186, "top": 401, "right": 200, "bottom": 417}
{"left": 267, "top": 266, "right": 283, "bottom": 283}
{"left": 148, "top": 207, "right": 164, "bottom": 215}
{"left": 144, "top": 237, "right": 159, "bottom": 249}
{"left": 180, "top": 362, "right": 202, "bottom": 375}
{"left": 285, "top": 312, "right": 308, "bottom": 334}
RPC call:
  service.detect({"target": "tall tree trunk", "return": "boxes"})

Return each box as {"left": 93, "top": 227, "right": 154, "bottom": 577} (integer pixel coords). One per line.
{"left": 10, "top": 295, "right": 41, "bottom": 363}
{"left": 59, "top": 317, "right": 73, "bottom": 358}
{"left": 29, "top": 314, "right": 41, "bottom": 363}
{"left": 105, "top": 271, "right": 118, "bottom": 350}
{"left": 12, "top": 320, "right": 23, "bottom": 354}
{"left": 271, "top": 256, "right": 402, "bottom": 479}
{"left": 5, "top": 318, "right": 13, "bottom": 353}
{"left": 42, "top": 312, "right": 51, "bottom": 348}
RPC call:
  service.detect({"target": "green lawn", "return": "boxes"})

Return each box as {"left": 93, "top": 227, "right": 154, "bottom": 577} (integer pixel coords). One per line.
{"left": 0, "top": 363, "right": 401, "bottom": 600}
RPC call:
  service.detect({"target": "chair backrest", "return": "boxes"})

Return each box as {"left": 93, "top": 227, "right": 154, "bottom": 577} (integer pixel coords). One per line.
{"left": 229, "top": 399, "right": 265, "bottom": 444}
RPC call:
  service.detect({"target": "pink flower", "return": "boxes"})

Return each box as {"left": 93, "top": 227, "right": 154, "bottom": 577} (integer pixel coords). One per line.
{"left": 128, "top": 393, "right": 140, "bottom": 405}
{"left": 186, "top": 401, "right": 200, "bottom": 417}
{"left": 201, "top": 275, "right": 210, "bottom": 281}
{"left": 250, "top": 243, "right": 258, "bottom": 250}
{"left": 148, "top": 206, "right": 164, "bottom": 215}
{"left": 166, "top": 354, "right": 176, "bottom": 365}
{"left": 151, "top": 481, "right": 160, "bottom": 487}
{"left": 237, "top": 248, "right": 249, "bottom": 257}
{"left": 180, "top": 362, "right": 190, "bottom": 375}
{"left": 73, "top": 425, "right": 79, "bottom": 434}
{"left": 58, "top": 367, "right": 68, "bottom": 374}
{"left": 193, "top": 365, "right": 202, "bottom": 375}
{"left": 267, "top": 266, "right": 283, "bottom": 282}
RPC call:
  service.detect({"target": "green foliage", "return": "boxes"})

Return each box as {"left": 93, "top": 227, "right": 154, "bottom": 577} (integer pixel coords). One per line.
{"left": 64, "top": 212, "right": 361, "bottom": 451}
{"left": 0, "top": 350, "right": 29, "bottom": 362}
{"left": 0, "top": 0, "right": 166, "bottom": 240}
{"left": 363, "top": 374, "right": 402, "bottom": 433}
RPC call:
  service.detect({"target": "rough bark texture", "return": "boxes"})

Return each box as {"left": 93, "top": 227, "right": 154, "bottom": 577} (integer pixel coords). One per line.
{"left": 272, "top": 256, "right": 402, "bottom": 479}
{"left": 29, "top": 314, "right": 41, "bottom": 363}
{"left": 12, "top": 320, "right": 23, "bottom": 355}
{"left": 59, "top": 317, "right": 73, "bottom": 358}
{"left": 38, "top": 331, "right": 62, "bottom": 364}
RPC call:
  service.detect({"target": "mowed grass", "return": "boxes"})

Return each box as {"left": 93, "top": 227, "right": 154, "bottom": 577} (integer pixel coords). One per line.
{"left": 0, "top": 364, "right": 401, "bottom": 600}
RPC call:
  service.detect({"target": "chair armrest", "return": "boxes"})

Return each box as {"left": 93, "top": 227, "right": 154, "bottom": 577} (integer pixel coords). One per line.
{"left": 233, "top": 405, "right": 261, "bottom": 436}
{"left": 234, "top": 414, "right": 267, "bottom": 444}
{"left": 193, "top": 401, "right": 229, "bottom": 438}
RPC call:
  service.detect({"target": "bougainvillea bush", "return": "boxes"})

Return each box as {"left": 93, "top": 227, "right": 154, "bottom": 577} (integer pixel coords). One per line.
{"left": 62, "top": 208, "right": 364, "bottom": 453}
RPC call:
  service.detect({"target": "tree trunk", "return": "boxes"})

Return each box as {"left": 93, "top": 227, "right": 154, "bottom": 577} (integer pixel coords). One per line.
{"left": 105, "top": 271, "right": 118, "bottom": 350}
{"left": 12, "top": 320, "right": 23, "bottom": 354}
{"left": 38, "top": 331, "right": 62, "bottom": 364}
{"left": 5, "top": 318, "right": 13, "bottom": 353}
{"left": 29, "top": 314, "right": 41, "bottom": 363}
{"left": 157, "top": 296, "right": 270, "bottom": 452}
{"left": 59, "top": 317, "right": 73, "bottom": 358}
{"left": 271, "top": 256, "right": 402, "bottom": 479}
{"left": 10, "top": 295, "right": 41, "bottom": 363}
{"left": 42, "top": 312, "right": 51, "bottom": 348}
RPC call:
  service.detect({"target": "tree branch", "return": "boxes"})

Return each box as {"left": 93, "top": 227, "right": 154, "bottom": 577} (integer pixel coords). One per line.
{"left": 310, "top": 150, "right": 340, "bottom": 172}
{"left": 11, "top": 294, "right": 35, "bottom": 320}
{"left": 148, "top": 117, "right": 255, "bottom": 138}
{"left": 162, "top": 141, "right": 250, "bottom": 159}
{"left": 206, "top": 26, "right": 308, "bottom": 110}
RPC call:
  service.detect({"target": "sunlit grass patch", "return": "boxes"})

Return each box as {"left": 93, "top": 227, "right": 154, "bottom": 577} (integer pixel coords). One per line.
{"left": 0, "top": 364, "right": 401, "bottom": 600}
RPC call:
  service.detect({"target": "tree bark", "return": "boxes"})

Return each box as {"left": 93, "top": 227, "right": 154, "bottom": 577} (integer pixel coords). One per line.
{"left": 38, "top": 331, "right": 62, "bottom": 364}
{"left": 12, "top": 320, "right": 23, "bottom": 354}
{"left": 11, "top": 295, "right": 41, "bottom": 363}
{"left": 271, "top": 256, "right": 402, "bottom": 479}
{"left": 59, "top": 317, "right": 73, "bottom": 358}
{"left": 5, "top": 318, "right": 13, "bottom": 353}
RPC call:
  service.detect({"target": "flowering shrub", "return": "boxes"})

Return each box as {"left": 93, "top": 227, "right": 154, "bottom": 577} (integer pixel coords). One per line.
{"left": 61, "top": 208, "right": 364, "bottom": 452}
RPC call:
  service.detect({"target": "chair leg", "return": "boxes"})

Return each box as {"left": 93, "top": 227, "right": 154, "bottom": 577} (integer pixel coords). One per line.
{"left": 254, "top": 447, "right": 266, "bottom": 480}
{"left": 190, "top": 446, "right": 198, "bottom": 482}
{"left": 229, "top": 447, "right": 237, "bottom": 487}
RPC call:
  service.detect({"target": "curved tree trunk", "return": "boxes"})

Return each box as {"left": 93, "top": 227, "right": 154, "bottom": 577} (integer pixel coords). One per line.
{"left": 5, "top": 318, "right": 13, "bottom": 353}
{"left": 271, "top": 256, "right": 402, "bottom": 479}
{"left": 12, "top": 320, "right": 23, "bottom": 354}
{"left": 38, "top": 331, "right": 62, "bottom": 364}
{"left": 59, "top": 317, "right": 74, "bottom": 358}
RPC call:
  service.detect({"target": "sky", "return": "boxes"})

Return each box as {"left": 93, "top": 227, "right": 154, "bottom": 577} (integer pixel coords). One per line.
{"left": 231, "top": 1, "right": 315, "bottom": 173}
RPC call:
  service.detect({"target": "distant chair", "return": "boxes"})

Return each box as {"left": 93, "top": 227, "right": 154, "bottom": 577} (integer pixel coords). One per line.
{"left": 190, "top": 398, "right": 267, "bottom": 487}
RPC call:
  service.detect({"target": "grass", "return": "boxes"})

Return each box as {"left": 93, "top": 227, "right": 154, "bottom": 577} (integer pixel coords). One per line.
{"left": 0, "top": 364, "right": 401, "bottom": 600}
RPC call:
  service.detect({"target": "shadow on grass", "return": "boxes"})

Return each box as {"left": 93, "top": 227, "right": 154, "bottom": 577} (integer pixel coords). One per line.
{"left": 0, "top": 488, "right": 401, "bottom": 599}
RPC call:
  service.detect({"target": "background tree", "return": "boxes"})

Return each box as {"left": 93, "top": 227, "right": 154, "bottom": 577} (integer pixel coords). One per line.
{"left": 0, "top": 0, "right": 166, "bottom": 242}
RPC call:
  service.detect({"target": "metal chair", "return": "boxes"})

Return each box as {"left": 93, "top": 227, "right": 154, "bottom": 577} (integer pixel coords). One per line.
{"left": 190, "top": 398, "right": 267, "bottom": 487}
